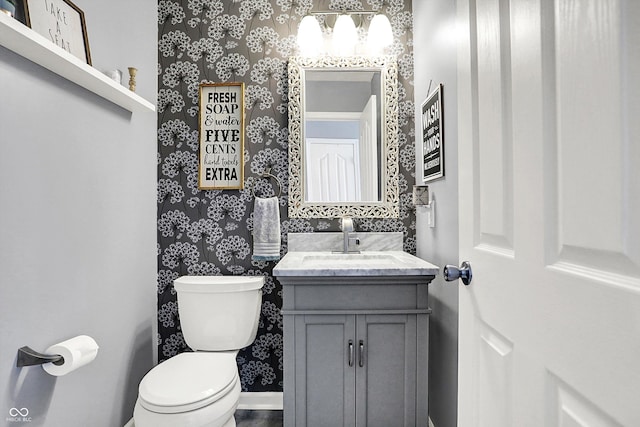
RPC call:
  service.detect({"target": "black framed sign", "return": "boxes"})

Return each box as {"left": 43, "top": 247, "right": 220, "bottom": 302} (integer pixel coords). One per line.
{"left": 24, "top": 0, "right": 91, "bottom": 64}
{"left": 198, "top": 82, "right": 245, "bottom": 190}
{"left": 420, "top": 84, "right": 444, "bottom": 183}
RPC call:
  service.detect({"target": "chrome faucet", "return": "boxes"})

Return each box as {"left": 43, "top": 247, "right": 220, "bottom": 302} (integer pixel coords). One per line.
{"left": 340, "top": 218, "right": 360, "bottom": 254}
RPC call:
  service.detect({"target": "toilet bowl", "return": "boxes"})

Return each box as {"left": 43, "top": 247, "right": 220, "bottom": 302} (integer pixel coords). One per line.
{"left": 133, "top": 276, "right": 264, "bottom": 427}
{"left": 133, "top": 352, "right": 240, "bottom": 427}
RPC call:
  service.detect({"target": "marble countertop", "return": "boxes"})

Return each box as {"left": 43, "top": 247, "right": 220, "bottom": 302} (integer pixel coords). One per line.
{"left": 273, "top": 250, "right": 439, "bottom": 277}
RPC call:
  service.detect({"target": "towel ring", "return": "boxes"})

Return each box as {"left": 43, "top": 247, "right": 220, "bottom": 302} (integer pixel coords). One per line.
{"left": 252, "top": 168, "right": 282, "bottom": 198}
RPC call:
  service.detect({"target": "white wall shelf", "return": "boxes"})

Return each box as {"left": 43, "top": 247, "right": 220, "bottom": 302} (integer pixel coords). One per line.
{"left": 0, "top": 13, "right": 155, "bottom": 113}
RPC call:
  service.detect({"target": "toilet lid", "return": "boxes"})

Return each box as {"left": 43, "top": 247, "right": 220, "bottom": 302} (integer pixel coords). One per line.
{"left": 138, "top": 352, "right": 238, "bottom": 414}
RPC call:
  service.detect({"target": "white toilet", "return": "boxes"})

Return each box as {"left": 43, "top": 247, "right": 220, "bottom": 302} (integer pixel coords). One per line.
{"left": 133, "top": 275, "right": 264, "bottom": 427}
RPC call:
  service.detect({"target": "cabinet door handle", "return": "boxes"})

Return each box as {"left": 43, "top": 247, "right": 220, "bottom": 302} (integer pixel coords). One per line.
{"left": 348, "top": 340, "right": 354, "bottom": 367}
{"left": 358, "top": 340, "right": 365, "bottom": 367}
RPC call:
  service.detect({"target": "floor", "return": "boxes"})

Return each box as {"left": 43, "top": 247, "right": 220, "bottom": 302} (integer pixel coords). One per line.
{"left": 235, "top": 410, "right": 283, "bottom": 427}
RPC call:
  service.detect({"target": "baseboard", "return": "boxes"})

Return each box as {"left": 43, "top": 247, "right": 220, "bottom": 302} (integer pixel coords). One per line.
{"left": 237, "top": 392, "right": 283, "bottom": 410}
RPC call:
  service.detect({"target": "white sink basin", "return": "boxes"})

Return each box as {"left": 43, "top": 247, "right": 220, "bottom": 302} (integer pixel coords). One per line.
{"left": 274, "top": 251, "right": 439, "bottom": 277}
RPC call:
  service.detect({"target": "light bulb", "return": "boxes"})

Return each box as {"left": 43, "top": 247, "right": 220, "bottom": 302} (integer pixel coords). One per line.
{"left": 298, "top": 15, "right": 324, "bottom": 56}
{"left": 367, "top": 14, "right": 393, "bottom": 53}
{"left": 332, "top": 14, "right": 358, "bottom": 56}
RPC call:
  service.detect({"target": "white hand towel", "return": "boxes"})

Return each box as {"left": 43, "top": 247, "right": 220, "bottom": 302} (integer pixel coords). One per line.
{"left": 252, "top": 196, "right": 281, "bottom": 261}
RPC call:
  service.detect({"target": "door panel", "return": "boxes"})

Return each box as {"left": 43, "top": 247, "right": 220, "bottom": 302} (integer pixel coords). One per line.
{"left": 551, "top": 0, "right": 623, "bottom": 255}
{"left": 542, "top": 0, "right": 640, "bottom": 277}
{"left": 475, "top": 320, "right": 514, "bottom": 427}
{"left": 458, "top": 0, "right": 640, "bottom": 426}
{"left": 547, "top": 374, "right": 624, "bottom": 427}
{"left": 475, "top": 0, "right": 514, "bottom": 253}
{"left": 295, "top": 315, "right": 356, "bottom": 427}
{"left": 356, "top": 315, "right": 417, "bottom": 427}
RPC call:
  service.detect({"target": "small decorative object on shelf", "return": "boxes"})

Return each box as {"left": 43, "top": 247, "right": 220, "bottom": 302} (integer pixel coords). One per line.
{"left": 128, "top": 67, "right": 137, "bottom": 92}
{"left": 105, "top": 69, "right": 122, "bottom": 85}
{"left": 0, "top": 0, "right": 16, "bottom": 17}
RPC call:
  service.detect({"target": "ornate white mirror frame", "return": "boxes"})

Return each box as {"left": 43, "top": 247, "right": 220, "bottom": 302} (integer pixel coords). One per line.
{"left": 287, "top": 55, "right": 399, "bottom": 218}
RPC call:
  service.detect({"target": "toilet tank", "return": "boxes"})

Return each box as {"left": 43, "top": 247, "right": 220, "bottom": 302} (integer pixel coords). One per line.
{"left": 174, "top": 276, "right": 264, "bottom": 351}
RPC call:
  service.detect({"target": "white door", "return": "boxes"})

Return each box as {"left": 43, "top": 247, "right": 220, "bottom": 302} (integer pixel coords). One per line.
{"left": 305, "top": 138, "right": 360, "bottom": 202}
{"left": 359, "top": 95, "right": 378, "bottom": 201}
{"left": 456, "top": 1, "right": 640, "bottom": 426}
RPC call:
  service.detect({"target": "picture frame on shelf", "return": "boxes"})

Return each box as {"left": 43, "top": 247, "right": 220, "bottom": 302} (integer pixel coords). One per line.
{"left": 23, "top": 0, "right": 91, "bottom": 64}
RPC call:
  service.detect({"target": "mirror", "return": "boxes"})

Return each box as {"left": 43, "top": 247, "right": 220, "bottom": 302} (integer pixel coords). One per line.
{"left": 288, "top": 56, "right": 399, "bottom": 218}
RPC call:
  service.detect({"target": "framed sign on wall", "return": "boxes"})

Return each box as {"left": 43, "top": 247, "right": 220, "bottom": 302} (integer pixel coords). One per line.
{"left": 24, "top": 0, "right": 91, "bottom": 64}
{"left": 420, "top": 83, "right": 444, "bottom": 183}
{"left": 198, "top": 82, "right": 245, "bottom": 190}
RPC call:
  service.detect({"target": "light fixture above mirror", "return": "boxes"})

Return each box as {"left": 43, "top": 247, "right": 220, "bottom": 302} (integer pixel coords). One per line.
{"left": 297, "top": 11, "right": 394, "bottom": 57}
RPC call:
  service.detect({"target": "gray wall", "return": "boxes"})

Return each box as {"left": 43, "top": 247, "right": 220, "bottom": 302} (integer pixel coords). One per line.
{"left": 413, "top": 1, "right": 459, "bottom": 426}
{"left": 0, "top": 1, "right": 157, "bottom": 426}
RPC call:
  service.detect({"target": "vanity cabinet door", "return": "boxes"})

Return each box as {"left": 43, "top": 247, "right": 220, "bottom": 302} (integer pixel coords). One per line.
{"left": 293, "top": 314, "right": 356, "bottom": 427}
{"left": 355, "top": 314, "right": 418, "bottom": 427}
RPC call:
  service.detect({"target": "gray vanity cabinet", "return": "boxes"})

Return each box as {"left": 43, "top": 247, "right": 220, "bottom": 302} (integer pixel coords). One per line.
{"left": 280, "top": 276, "right": 433, "bottom": 427}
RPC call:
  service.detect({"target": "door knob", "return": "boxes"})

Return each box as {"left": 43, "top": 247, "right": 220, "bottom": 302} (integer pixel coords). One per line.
{"left": 443, "top": 261, "right": 473, "bottom": 286}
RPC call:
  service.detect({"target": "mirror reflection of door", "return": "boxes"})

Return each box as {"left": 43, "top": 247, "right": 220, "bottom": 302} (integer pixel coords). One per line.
{"left": 359, "top": 95, "right": 377, "bottom": 201}
{"left": 304, "top": 69, "right": 382, "bottom": 203}
{"left": 305, "top": 96, "right": 378, "bottom": 202}
{"left": 305, "top": 138, "right": 360, "bottom": 202}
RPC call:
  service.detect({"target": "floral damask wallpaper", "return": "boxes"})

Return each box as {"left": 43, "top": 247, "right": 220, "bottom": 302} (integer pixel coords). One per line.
{"left": 157, "top": 0, "right": 415, "bottom": 392}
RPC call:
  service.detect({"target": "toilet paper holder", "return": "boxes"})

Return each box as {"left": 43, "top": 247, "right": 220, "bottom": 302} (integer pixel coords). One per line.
{"left": 16, "top": 346, "right": 64, "bottom": 367}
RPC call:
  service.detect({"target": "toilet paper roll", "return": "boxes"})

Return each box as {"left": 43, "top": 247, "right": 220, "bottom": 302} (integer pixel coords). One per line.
{"left": 42, "top": 335, "right": 99, "bottom": 376}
